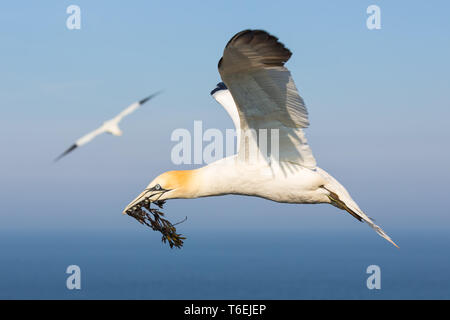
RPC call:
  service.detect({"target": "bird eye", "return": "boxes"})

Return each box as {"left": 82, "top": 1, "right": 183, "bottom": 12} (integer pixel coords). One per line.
{"left": 154, "top": 184, "right": 161, "bottom": 190}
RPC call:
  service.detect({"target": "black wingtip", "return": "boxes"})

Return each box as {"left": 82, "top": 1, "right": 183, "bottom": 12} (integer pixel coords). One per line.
{"left": 210, "top": 82, "right": 228, "bottom": 96}
{"left": 220, "top": 29, "right": 292, "bottom": 69}
{"left": 139, "top": 90, "right": 163, "bottom": 105}
{"left": 54, "top": 144, "right": 77, "bottom": 162}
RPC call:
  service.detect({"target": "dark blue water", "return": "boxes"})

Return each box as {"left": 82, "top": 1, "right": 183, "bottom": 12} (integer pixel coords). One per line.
{"left": 0, "top": 228, "right": 449, "bottom": 299}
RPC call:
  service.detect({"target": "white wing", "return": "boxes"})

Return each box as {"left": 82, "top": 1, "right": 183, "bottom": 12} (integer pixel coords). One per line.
{"left": 75, "top": 126, "right": 107, "bottom": 146}
{"left": 218, "top": 30, "right": 316, "bottom": 169}
{"left": 211, "top": 83, "right": 241, "bottom": 151}
{"left": 112, "top": 102, "right": 140, "bottom": 123}
{"left": 55, "top": 125, "right": 106, "bottom": 161}
{"left": 112, "top": 91, "right": 162, "bottom": 123}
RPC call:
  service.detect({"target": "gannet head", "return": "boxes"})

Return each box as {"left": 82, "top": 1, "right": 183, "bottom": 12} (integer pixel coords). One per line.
{"left": 122, "top": 170, "right": 196, "bottom": 215}
{"left": 122, "top": 170, "right": 197, "bottom": 248}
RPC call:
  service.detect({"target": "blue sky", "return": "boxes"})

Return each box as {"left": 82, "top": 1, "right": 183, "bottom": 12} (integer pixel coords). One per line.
{"left": 0, "top": 0, "right": 449, "bottom": 238}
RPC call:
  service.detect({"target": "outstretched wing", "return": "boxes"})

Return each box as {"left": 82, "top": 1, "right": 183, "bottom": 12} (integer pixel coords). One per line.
{"left": 112, "top": 91, "right": 162, "bottom": 123}
{"left": 210, "top": 82, "right": 241, "bottom": 152}
{"left": 218, "top": 29, "right": 316, "bottom": 169}
{"left": 54, "top": 126, "right": 106, "bottom": 161}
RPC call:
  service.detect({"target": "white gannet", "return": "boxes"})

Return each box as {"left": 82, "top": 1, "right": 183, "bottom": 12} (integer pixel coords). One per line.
{"left": 123, "top": 30, "right": 398, "bottom": 248}
{"left": 55, "top": 92, "right": 161, "bottom": 161}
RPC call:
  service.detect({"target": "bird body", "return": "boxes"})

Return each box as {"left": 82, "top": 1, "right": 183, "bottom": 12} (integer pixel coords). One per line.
{"left": 135, "top": 155, "right": 355, "bottom": 208}
{"left": 124, "top": 30, "right": 398, "bottom": 248}
{"left": 191, "top": 156, "right": 328, "bottom": 204}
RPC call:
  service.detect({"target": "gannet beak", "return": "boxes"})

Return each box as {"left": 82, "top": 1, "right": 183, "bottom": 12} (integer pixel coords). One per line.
{"left": 122, "top": 187, "right": 186, "bottom": 249}
{"left": 122, "top": 187, "right": 167, "bottom": 215}
{"left": 122, "top": 191, "right": 144, "bottom": 215}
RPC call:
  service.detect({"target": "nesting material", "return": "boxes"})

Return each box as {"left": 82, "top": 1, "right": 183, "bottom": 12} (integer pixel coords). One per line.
{"left": 126, "top": 200, "right": 186, "bottom": 249}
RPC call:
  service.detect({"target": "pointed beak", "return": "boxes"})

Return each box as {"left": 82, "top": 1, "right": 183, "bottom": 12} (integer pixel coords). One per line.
{"left": 122, "top": 188, "right": 166, "bottom": 215}
{"left": 122, "top": 186, "right": 185, "bottom": 249}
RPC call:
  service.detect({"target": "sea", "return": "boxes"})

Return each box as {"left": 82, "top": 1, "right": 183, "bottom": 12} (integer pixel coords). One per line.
{"left": 0, "top": 228, "right": 449, "bottom": 299}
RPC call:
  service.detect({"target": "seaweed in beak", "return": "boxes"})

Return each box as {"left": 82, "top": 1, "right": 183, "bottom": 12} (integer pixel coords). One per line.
{"left": 123, "top": 188, "right": 187, "bottom": 249}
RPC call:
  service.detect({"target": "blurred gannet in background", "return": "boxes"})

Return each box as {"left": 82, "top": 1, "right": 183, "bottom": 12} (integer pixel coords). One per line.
{"left": 55, "top": 92, "right": 161, "bottom": 161}
{"left": 123, "top": 30, "right": 398, "bottom": 248}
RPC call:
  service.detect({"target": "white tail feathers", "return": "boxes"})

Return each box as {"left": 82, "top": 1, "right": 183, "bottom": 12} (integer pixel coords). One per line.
{"left": 317, "top": 167, "right": 399, "bottom": 248}
{"left": 364, "top": 218, "right": 399, "bottom": 248}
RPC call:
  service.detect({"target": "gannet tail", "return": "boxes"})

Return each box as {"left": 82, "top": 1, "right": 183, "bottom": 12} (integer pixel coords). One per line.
{"left": 317, "top": 167, "right": 399, "bottom": 248}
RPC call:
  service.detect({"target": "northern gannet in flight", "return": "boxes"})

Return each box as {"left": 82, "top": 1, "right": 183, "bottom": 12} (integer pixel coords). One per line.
{"left": 55, "top": 92, "right": 161, "bottom": 161}
{"left": 123, "top": 30, "right": 398, "bottom": 248}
